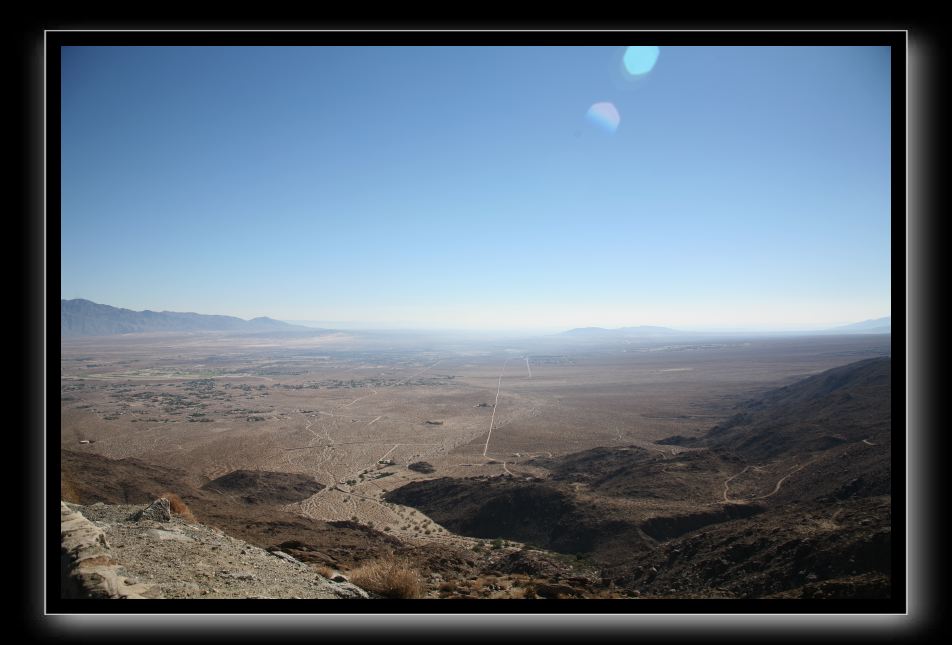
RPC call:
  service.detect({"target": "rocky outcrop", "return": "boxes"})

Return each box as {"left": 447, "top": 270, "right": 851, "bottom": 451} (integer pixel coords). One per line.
{"left": 130, "top": 497, "right": 171, "bottom": 522}
{"left": 61, "top": 500, "right": 370, "bottom": 599}
{"left": 60, "top": 502, "right": 156, "bottom": 599}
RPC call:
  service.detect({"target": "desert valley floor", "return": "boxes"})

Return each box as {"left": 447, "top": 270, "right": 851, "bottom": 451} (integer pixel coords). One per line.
{"left": 60, "top": 331, "right": 893, "bottom": 599}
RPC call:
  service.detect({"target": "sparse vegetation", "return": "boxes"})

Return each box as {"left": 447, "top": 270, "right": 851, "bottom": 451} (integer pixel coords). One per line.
{"left": 349, "top": 556, "right": 424, "bottom": 599}
{"left": 315, "top": 564, "right": 337, "bottom": 579}
{"left": 159, "top": 491, "right": 197, "bottom": 523}
{"left": 407, "top": 461, "right": 435, "bottom": 474}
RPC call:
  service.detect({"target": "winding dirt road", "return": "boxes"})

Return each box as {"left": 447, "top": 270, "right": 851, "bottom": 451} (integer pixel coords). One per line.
{"left": 722, "top": 466, "right": 752, "bottom": 502}
{"left": 722, "top": 460, "right": 814, "bottom": 503}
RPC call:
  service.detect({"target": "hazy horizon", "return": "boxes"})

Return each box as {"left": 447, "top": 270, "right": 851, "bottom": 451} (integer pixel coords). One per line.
{"left": 61, "top": 297, "right": 890, "bottom": 335}
{"left": 61, "top": 46, "right": 891, "bottom": 330}
{"left": 281, "top": 314, "right": 891, "bottom": 333}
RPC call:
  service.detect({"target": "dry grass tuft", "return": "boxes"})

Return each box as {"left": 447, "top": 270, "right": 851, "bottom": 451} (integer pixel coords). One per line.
{"left": 159, "top": 491, "right": 197, "bottom": 523}
{"left": 315, "top": 564, "right": 337, "bottom": 580}
{"left": 349, "top": 557, "right": 424, "bottom": 599}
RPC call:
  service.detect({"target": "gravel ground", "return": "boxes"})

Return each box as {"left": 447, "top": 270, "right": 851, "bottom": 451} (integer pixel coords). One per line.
{"left": 67, "top": 501, "right": 368, "bottom": 599}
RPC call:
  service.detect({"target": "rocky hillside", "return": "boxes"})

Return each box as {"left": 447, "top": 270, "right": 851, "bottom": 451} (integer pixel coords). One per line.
{"left": 61, "top": 450, "right": 404, "bottom": 569}
{"left": 61, "top": 498, "right": 368, "bottom": 599}
{"left": 60, "top": 451, "right": 622, "bottom": 599}
{"left": 682, "top": 356, "right": 891, "bottom": 461}
{"left": 603, "top": 496, "right": 891, "bottom": 599}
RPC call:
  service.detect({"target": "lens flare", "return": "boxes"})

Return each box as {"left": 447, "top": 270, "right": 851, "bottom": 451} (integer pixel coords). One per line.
{"left": 623, "top": 46, "right": 660, "bottom": 76}
{"left": 586, "top": 102, "right": 620, "bottom": 133}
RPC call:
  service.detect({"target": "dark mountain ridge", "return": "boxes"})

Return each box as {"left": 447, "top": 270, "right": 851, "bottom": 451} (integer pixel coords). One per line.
{"left": 61, "top": 299, "right": 311, "bottom": 336}
{"left": 664, "top": 356, "right": 891, "bottom": 460}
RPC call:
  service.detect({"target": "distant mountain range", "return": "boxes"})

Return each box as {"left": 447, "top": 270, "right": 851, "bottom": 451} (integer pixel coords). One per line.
{"left": 562, "top": 317, "right": 891, "bottom": 338}
{"left": 61, "top": 299, "right": 310, "bottom": 337}
{"left": 561, "top": 326, "right": 683, "bottom": 338}
{"left": 62, "top": 299, "right": 891, "bottom": 338}
{"left": 827, "top": 317, "right": 891, "bottom": 334}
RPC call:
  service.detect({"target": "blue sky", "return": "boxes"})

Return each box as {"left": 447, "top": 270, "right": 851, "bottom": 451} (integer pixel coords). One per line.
{"left": 61, "top": 45, "right": 891, "bottom": 331}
